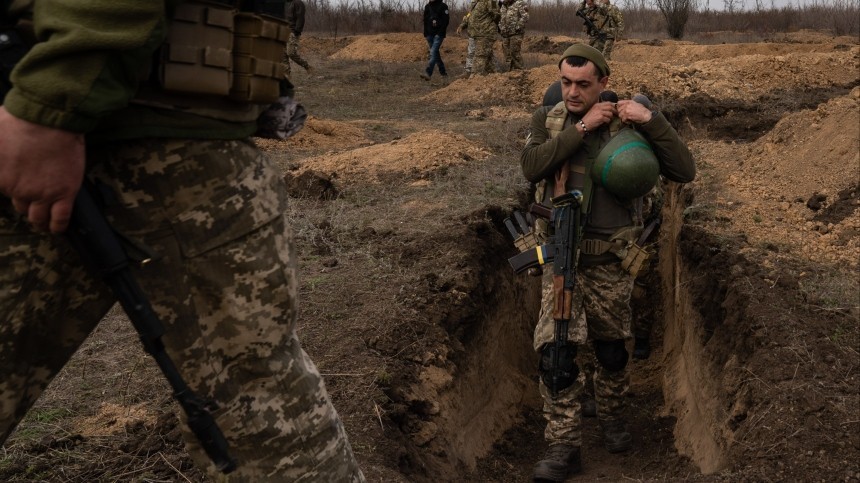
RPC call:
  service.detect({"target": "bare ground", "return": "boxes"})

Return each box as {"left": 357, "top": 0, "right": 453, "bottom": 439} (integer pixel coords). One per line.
{"left": 2, "top": 31, "right": 858, "bottom": 482}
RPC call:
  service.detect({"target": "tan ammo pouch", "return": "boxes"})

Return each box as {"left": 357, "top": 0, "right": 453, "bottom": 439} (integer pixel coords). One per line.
{"left": 581, "top": 226, "right": 651, "bottom": 277}
{"left": 621, "top": 243, "right": 651, "bottom": 278}
{"left": 159, "top": 2, "right": 235, "bottom": 97}
{"left": 513, "top": 231, "right": 547, "bottom": 252}
{"left": 157, "top": 1, "right": 288, "bottom": 104}
{"left": 231, "top": 12, "right": 290, "bottom": 102}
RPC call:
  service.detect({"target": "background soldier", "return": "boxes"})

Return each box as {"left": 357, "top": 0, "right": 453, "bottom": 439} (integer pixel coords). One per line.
{"left": 592, "top": 0, "right": 624, "bottom": 60}
{"left": 499, "top": 0, "right": 529, "bottom": 71}
{"left": 578, "top": 0, "right": 601, "bottom": 45}
{"left": 456, "top": 9, "right": 476, "bottom": 77}
{"left": 0, "top": 1, "right": 362, "bottom": 481}
{"left": 468, "top": 0, "right": 501, "bottom": 76}
{"left": 284, "top": 0, "right": 313, "bottom": 77}
{"left": 421, "top": 0, "right": 451, "bottom": 81}
{"left": 521, "top": 44, "right": 695, "bottom": 481}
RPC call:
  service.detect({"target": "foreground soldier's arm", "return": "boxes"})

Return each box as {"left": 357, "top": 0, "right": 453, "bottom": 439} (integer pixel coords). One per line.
{"left": 0, "top": 0, "right": 172, "bottom": 233}
{"left": 520, "top": 106, "right": 585, "bottom": 182}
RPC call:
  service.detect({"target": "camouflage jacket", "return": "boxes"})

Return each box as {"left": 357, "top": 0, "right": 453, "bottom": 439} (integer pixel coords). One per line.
{"left": 579, "top": 4, "right": 601, "bottom": 36}
{"left": 4, "top": 0, "right": 257, "bottom": 143}
{"left": 469, "top": 0, "right": 500, "bottom": 38}
{"left": 499, "top": 0, "right": 528, "bottom": 37}
{"left": 593, "top": 3, "right": 624, "bottom": 39}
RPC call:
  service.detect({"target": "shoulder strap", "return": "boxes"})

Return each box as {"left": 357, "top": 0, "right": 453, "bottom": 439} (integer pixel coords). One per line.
{"left": 544, "top": 101, "right": 567, "bottom": 139}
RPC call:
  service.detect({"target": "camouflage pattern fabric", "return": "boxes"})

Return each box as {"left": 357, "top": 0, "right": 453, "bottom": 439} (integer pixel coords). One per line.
{"left": 591, "top": 2, "right": 623, "bottom": 60}
{"left": 468, "top": 0, "right": 500, "bottom": 38}
{"left": 534, "top": 262, "right": 633, "bottom": 443}
{"left": 499, "top": 0, "right": 527, "bottom": 70}
{"left": 631, "top": 183, "right": 664, "bottom": 340}
{"left": 501, "top": 33, "right": 524, "bottom": 70}
{"left": 283, "top": 33, "right": 310, "bottom": 78}
{"left": 465, "top": 36, "right": 476, "bottom": 73}
{"left": 472, "top": 36, "right": 497, "bottom": 75}
{"left": 0, "top": 139, "right": 365, "bottom": 482}
{"left": 499, "top": 0, "right": 528, "bottom": 37}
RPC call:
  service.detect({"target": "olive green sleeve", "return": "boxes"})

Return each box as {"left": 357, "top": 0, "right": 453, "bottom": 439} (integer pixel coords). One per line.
{"left": 4, "top": 0, "right": 171, "bottom": 132}
{"left": 637, "top": 112, "right": 696, "bottom": 183}
{"left": 520, "top": 106, "right": 585, "bottom": 183}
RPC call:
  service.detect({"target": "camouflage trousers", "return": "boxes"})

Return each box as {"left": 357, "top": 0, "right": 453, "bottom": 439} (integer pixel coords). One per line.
{"left": 464, "top": 36, "right": 476, "bottom": 73}
{"left": 0, "top": 139, "right": 364, "bottom": 482}
{"left": 472, "top": 36, "right": 497, "bottom": 75}
{"left": 534, "top": 263, "right": 633, "bottom": 446}
{"left": 590, "top": 36, "right": 616, "bottom": 61}
{"left": 501, "top": 33, "right": 524, "bottom": 71}
{"left": 283, "top": 33, "right": 310, "bottom": 78}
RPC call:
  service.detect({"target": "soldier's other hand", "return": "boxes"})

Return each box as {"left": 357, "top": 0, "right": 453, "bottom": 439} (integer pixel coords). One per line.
{"left": 581, "top": 100, "right": 615, "bottom": 131}
{"left": 0, "top": 107, "right": 85, "bottom": 234}
{"left": 616, "top": 99, "right": 653, "bottom": 125}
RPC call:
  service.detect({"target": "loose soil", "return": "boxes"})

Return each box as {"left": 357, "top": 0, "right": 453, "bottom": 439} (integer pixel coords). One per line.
{"left": 2, "top": 31, "right": 858, "bottom": 483}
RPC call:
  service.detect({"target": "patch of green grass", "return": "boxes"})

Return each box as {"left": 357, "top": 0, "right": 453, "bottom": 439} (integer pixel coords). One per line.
{"left": 375, "top": 370, "right": 392, "bottom": 385}
{"left": 31, "top": 407, "right": 71, "bottom": 424}
{"left": 305, "top": 275, "right": 328, "bottom": 290}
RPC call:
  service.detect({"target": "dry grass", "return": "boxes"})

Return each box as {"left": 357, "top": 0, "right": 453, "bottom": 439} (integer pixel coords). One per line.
{"left": 302, "top": 0, "right": 860, "bottom": 38}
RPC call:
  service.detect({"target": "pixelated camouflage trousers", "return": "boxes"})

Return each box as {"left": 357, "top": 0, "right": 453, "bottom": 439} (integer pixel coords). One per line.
{"left": 472, "top": 36, "right": 497, "bottom": 75}
{"left": 501, "top": 34, "right": 524, "bottom": 71}
{"left": 464, "top": 36, "right": 476, "bottom": 73}
{"left": 589, "top": 36, "right": 616, "bottom": 61}
{"left": 0, "top": 139, "right": 364, "bottom": 482}
{"left": 534, "top": 263, "right": 632, "bottom": 446}
{"left": 283, "top": 33, "right": 310, "bottom": 78}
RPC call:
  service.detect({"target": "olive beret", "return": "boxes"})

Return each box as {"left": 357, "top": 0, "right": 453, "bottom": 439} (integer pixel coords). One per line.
{"left": 558, "top": 43, "right": 610, "bottom": 77}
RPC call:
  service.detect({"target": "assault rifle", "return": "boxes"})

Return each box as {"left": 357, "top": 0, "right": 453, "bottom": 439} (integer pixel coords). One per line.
{"left": 1, "top": 17, "right": 236, "bottom": 474}
{"left": 575, "top": 6, "right": 606, "bottom": 40}
{"left": 505, "top": 168, "right": 585, "bottom": 397}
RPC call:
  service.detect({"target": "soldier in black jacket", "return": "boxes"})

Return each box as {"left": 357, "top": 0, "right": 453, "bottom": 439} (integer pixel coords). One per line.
{"left": 420, "top": 0, "right": 450, "bottom": 81}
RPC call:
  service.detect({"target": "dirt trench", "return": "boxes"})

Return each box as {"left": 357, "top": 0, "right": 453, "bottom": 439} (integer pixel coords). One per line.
{"left": 386, "top": 187, "right": 736, "bottom": 481}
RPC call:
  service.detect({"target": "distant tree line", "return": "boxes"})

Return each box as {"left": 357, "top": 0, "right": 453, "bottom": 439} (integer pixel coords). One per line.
{"left": 302, "top": 0, "right": 859, "bottom": 39}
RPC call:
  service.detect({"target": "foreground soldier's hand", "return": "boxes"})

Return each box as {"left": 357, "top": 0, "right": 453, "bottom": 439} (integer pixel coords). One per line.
{"left": 616, "top": 99, "right": 653, "bottom": 124}
{"left": 0, "top": 106, "right": 85, "bottom": 233}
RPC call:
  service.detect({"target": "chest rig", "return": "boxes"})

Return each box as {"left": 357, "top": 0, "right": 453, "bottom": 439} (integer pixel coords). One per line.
{"left": 133, "top": 0, "right": 290, "bottom": 122}
{"left": 538, "top": 102, "right": 650, "bottom": 275}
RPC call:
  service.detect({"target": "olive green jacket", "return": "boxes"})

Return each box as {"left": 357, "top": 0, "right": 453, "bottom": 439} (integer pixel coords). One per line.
{"left": 4, "top": 0, "right": 256, "bottom": 143}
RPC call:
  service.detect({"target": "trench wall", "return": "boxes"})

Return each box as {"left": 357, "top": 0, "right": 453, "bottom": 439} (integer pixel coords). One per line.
{"left": 659, "top": 185, "right": 729, "bottom": 473}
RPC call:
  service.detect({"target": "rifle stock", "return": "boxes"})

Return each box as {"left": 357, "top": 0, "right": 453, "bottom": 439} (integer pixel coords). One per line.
{"left": 68, "top": 181, "right": 238, "bottom": 474}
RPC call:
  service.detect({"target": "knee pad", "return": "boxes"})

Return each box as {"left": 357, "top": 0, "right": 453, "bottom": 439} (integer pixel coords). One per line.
{"left": 593, "top": 339, "right": 629, "bottom": 372}
{"left": 539, "top": 343, "right": 579, "bottom": 392}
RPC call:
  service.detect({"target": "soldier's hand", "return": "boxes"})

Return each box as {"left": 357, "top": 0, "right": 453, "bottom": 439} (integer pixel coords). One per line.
{"left": 0, "top": 107, "right": 85, "bottom": 233}
{"left": 580, "top": 100, "right": 616, "bottom": 132}
{"left": 616, "top": 99, "right": 653, "bottom": 125}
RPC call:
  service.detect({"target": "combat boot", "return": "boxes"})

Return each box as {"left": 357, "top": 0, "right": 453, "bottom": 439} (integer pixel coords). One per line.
{"left": 600, "top": 419, "right": 632, "bottom": 453}
{"left": 533, "top": 444, "right": 581, "bottom": 482}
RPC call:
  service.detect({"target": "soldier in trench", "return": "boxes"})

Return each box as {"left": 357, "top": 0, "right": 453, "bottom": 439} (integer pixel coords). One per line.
{"left": 520, "top": 44, "right": 695, "bottom": 481}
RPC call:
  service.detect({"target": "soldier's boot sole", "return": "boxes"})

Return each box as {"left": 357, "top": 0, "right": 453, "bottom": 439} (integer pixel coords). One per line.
{"left": 533, "top": 446, "right": 581, "bottom": 482}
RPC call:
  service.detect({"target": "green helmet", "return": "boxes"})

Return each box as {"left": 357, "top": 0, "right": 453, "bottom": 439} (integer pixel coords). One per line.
{"left": 591, "top": 127, "right": 660, "bottom": 199}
